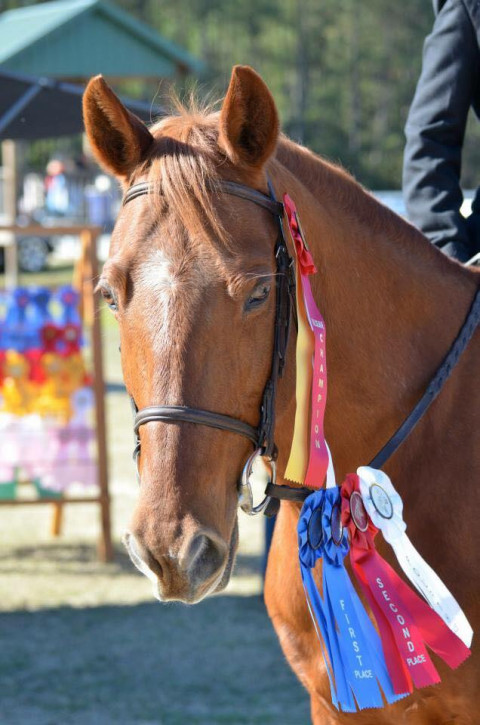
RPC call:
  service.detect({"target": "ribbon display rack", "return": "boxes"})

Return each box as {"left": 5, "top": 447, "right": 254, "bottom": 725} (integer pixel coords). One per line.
{"left": 0, "top": 225, "right": 112, "bottom": 562}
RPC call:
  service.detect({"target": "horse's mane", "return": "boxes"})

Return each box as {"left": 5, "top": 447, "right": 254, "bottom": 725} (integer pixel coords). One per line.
{"left": 138, "top": 98, "right": 375, "bottom": 248}
{"left": 275, "top": 136, "right": 469, "bottom": 278}
{"left": 132, "top": 99, "right": 472, "bottom": 280}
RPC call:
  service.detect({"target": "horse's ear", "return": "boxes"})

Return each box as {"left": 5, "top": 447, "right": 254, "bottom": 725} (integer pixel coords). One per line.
{"left": 218, "top": 65, "right": 279, "bottom": 169}
{"left": 83, "top": 75, "right": 153, "bottom": 180}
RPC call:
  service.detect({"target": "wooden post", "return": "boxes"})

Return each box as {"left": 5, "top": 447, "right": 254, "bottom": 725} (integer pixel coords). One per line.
{"left": 1, "top": 140, "right": 20, "bottom": 290}
{"left": 50, "top": 503, "right": 63, "bottom": 537}
{"left": 81, "top": 229, "right": 113, "bottom": 562}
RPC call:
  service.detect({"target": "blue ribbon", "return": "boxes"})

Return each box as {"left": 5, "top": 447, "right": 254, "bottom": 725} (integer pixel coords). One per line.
{"left": 298, "top": 488, "right": 406, "bottom": 712}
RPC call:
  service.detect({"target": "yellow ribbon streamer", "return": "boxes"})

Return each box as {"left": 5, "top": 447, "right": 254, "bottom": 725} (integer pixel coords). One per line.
{"left": 284, "top": 266, "right": 315, "bottom": 483}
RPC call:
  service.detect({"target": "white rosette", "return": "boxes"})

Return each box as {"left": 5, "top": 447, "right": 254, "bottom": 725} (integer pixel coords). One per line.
{"left": 357, "top": 466, "right": 473, "bottom": 648}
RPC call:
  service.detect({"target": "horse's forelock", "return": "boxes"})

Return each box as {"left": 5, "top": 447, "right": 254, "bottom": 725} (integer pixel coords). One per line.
{"left": 130, "top": 109, "right": 236, "bottom": 251}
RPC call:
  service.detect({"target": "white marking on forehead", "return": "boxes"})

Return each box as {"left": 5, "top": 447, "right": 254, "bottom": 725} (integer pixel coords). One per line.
{"left": 135, "top": 247, "right": 206, "bottom": 347}
{"left": 135, "top": 249, "right": 178, "bottom": 345}
{"left": 138, "top": 248, "right": 176, "bottom": 293}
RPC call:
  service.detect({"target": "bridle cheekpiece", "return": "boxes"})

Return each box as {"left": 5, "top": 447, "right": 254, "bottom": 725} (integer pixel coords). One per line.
{"left": 124, "top": 178, "right": 297, "bottom": 515}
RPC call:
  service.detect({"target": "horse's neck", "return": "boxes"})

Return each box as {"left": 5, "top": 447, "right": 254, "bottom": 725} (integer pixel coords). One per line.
{"left": 274, "top": 140, "right": 479, "bottom": 480}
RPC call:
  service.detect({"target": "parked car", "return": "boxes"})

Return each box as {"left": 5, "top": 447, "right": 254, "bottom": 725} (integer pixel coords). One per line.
{"left": 0, "top": 214, "right": 53, "bottom": 273}
{"left": 16, "top": 234, "right": 53, "bottom": 272}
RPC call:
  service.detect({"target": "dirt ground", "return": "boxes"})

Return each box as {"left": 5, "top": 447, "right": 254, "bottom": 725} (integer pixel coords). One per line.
{"left": 0, "top": 305, "right": 309, "bottom": 724}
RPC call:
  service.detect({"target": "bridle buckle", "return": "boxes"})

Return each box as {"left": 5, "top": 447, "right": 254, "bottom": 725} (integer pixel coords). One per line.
{"left": 238, "top": 448, "right": 276, "bottom": 516}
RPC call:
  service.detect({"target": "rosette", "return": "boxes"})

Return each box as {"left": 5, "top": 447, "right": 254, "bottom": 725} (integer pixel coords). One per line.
{"left": 298, "top": 489, "right": 339, "bottom": 709}
{"left": 341, "top": 474, "right": 471, "bottom": 695}
{"left": 298, "top": 487, "right": 403, "bottom": 711}
{"left": 357, "top": 466, "right": 473, "bottom": 647}
{"left": 41, "top": 323, "right": 62, "bottom": 353}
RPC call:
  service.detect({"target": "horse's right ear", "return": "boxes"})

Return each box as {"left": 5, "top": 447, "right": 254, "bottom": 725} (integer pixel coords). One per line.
{"left": 218, "top": 65, "right": 279, "bottom": 169}
{"left": 83, "top": 76, "right": 153, "bottom": 181}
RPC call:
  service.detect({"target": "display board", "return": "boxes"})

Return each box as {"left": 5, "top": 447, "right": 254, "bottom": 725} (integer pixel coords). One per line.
{"left": 0, "top": 226, "right": 112, "bottom": 561}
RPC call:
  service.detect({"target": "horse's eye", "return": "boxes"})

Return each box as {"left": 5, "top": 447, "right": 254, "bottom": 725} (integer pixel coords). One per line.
{"left": 245, "top": 281, "right": 271, "bottom": 311}
{"left": 99, "top": 283, "right": 118, "bottom": 312}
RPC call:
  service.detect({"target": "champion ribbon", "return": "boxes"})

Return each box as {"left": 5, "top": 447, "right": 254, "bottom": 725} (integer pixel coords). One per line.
{"left": 299, "top": 487, "right": 405, "bottom": 711}
{"left": 357, "top": 466, "right": 473, "bottom": 647}
{"left": 283, "top": 194, "right": 329, "bottom": 489}
{"left": 341, "top": 474, "right": 471, "bottom": 694}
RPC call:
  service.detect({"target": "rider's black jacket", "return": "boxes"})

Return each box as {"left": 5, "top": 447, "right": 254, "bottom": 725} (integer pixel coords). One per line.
{"left": 403, "top": 0, "right": 480, "bottom": 262}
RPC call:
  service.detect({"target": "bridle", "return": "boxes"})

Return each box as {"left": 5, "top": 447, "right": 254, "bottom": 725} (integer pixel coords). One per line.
{"left": 123, "top": 177, "right": 480, "bottom": 517}
{"left": 124, "top": 178, "right": 296, "bottom": 515}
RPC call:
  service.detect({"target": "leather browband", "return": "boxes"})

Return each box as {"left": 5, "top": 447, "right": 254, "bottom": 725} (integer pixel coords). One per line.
{"left": 123, "top": 179, "right": 284, "bottom": 217}
{"left": 218, "top": 180, "right": 285, "bottom": 216}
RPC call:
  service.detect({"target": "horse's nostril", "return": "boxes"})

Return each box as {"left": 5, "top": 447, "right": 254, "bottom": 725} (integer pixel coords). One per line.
{"left": 146, "top": 551, "right": 164, "bottom": 580}
{"left": 125, "top": 528, "right": 228, "bottom": 600}
{"left": 184, "top": 533, "right": 208, "bottom": 572}
{"left": 124, "top": 531, "right": 164, "bottom": 583}
{"left": 184, "top": 532, "right": 227, "bottom": 583}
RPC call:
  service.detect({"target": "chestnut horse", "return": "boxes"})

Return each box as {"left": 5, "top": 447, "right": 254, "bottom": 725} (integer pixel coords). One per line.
{"left": 83, "top": 66, "right": 479, "bottom": 723}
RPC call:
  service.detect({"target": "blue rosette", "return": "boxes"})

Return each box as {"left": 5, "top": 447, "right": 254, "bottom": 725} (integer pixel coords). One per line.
{"left": 29, "top": 287, "right": 52, "bottom": 349}
{"left": 3, "top": 287, "right": 32, "bottom": 352}
{"left": 298, "top": 487, "right": 405, "bottom": 712}
{"left": 298, "top": 489, "right": 342, "bottom": 710}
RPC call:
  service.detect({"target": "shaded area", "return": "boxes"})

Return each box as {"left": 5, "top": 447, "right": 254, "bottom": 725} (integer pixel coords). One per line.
{"left": 0, "top": 597, "right": 309, "bottom": 725}
{"left": 0, "top": 304, "right": 308, "bottom": 723}
{"left": 0, "top": 543, "right": 263, "bottom": 580}
{"left": 0, "top": 68, "right": 162, "bottom": 140}
{"left": 0, "top": 542, "right": 133, "bottom": 576}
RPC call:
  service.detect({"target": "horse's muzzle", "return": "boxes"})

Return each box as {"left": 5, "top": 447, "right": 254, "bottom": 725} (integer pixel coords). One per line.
{"left": 123, "top": 528, "right": 229, "bottom": 603}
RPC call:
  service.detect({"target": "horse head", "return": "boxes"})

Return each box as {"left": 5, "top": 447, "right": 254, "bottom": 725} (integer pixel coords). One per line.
{"left": 83, "top": 66, "right": 292, "bottom": 603}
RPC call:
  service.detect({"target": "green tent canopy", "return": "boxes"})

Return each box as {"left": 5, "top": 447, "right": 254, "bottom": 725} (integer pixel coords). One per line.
{"left": 0, "top": 0, "right": 204, "bottom": 80}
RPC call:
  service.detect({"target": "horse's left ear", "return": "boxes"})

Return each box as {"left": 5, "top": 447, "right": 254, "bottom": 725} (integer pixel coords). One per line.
{"left": 83, "top": 75, "right": 153, "bottom": 181}
{"left": 218, "top": 65, "right": 279, "bottom": 169}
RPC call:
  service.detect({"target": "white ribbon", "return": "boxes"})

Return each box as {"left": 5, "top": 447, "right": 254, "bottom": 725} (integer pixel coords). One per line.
{"left": 357, "top": 466, "right": 473, "bottom": 648}
{"left": 325, "top": 442, "right": 336, "bottom": 489}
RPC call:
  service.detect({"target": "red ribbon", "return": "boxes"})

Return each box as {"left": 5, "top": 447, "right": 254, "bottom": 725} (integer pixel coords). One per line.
{"left": 25, "top": 350, "right": 46, "bottom": 384}
{"left": 41, "top": 323, "right": 62, "bottom": 352}
{"left": 283, "top": 194, "right": 317, "bottom": 275}
{"left": 62, "top": 324, "right": 81, "bottom": 354}
{"left": 40, "top": 323, "right": 81, "bottom": 354}
{"left": 340, "top": 474, "right": 470, "bottom": 694}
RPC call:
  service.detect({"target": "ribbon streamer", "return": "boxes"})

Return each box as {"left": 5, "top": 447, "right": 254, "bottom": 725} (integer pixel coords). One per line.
{"left": 298, "top": 490, "right": 340, "bottom": 710}
{"left": 284, "top": 194, "right": 329, "bottom": 489}
{"left": 341, "top": 474, "right": 471, "bottom": 695}
{"left": 284, "top": 252, "right": 314, "bottom": 483}
{"left": 299, "top": 488, "right": 404, "bottom": 711}
{"left": 356, "top": 466, "right": 473, "bottom": 647}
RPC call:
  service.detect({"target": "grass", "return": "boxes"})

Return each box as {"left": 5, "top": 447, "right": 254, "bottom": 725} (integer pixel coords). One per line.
{"left": 0, "top": 263, "right": 310, "bottom": 724}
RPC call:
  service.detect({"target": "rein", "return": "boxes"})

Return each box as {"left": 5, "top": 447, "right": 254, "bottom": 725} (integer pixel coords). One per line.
{"left": 123, "top": 178, "right": 480, "bottom": 513}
